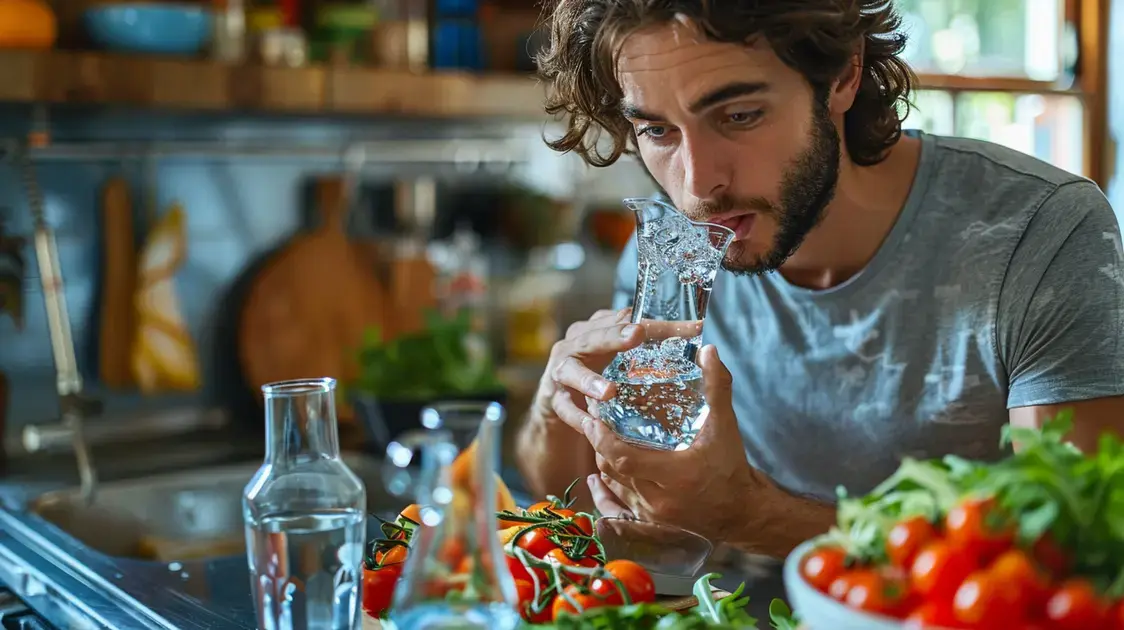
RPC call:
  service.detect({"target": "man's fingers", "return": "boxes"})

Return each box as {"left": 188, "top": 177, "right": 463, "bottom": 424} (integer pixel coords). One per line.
{"left": 551, "top": 325, "right": 643, "bottom": 399}
{"left": 586, "top": 474, "right": 634, "bottom": 520}
{"left": 584, "top": 416, "right": 654, "bottom": 477}
{"left": 565, "top": 308, "right": 632, "bottom": 339}
{"left": 694, "top": 344, "right": 737, "bottom": 445}
{"left": 640, "top": 318, "right": 703, "bottom": 342}
{"left": 552, "top": 356, "right": 615, "bottom": 400}
{"left": 551, "top": 389, "right": 595, "bottom": 434}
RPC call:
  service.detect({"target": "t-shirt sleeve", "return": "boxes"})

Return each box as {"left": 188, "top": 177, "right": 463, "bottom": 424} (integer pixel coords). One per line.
{"left": 611, "top": 232, "right": 639, "bottom": 310}
{"left": 999, "top": 180, "right": 1124, "bottom": 408}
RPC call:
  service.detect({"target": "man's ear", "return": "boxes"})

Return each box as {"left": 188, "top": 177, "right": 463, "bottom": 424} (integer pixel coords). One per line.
{"left": 827, "top": 42, "right": 864, "bottom": 116}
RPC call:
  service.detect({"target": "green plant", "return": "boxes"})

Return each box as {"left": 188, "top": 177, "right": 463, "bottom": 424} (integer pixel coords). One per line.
{"left": 348, "top": 308, "right": 504, "bottom": 401}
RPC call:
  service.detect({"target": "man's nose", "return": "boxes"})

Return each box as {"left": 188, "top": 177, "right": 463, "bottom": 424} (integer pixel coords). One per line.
{"left": 681, "top": 133, "right": 732, "bottom": 200}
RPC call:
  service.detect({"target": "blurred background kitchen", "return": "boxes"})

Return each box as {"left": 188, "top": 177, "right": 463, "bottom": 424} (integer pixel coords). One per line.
{"left": 0, "top": 0, "right": 1121, "bottom": 478}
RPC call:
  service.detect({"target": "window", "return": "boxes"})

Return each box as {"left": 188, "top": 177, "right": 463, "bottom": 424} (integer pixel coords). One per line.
{"left": 895, "top": 0, "right": 1108, "bottom": 186}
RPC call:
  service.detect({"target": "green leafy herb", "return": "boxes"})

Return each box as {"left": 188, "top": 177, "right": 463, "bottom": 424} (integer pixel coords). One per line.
{"left": 767, "top": 599, "right": 799, "bottom": 630}
{"left": 348, "top": 308, "right": 504, "bottom": 401}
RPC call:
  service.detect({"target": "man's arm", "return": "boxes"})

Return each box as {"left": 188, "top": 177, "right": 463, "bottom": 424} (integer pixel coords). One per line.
{"left": 515, "top": 395, "right": 598, "bottom": 509}
{"left": 999, "top": 180, "right": 1124, "bottom": 452}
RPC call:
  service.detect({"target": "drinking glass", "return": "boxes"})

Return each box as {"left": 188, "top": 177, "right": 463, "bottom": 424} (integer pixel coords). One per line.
{"left": 600, "top": 197, "right": 735, "bottom": 450}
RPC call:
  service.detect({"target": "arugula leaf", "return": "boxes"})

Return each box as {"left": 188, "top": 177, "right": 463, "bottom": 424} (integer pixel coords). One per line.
{"left": 767, "top": 599, "right": 800, "bottom": 630}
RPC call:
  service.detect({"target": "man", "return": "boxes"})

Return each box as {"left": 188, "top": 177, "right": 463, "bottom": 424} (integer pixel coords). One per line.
{"left": 515, "top": 0, "right": 1124, "bottom": 560}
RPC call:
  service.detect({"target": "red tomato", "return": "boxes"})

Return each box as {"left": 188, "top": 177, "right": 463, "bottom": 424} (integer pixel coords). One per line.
{"left": 843, "top": 569, "right": 911, "bottom": 615}
{"left": 527, "top": 501, "right": 557, "bottom": 513}
{"left": 1109, "top": 600, "right": 1124, "bottom": 630}
{"left": 887, "top": 516, "right": 938, "bottom": 569}
{"left": 1045, "top": 579, "right": 1108, "bottom": 630}
{"left": 551, "top": 584, "right": 604, "bottom": 620}
{"left": 516, "top": 527, "right": 559, "bottom": 559}
{"left": 362, "top": 564, "right": 402, "bottom": 617}
{"left": 545, "top": 548, "right": 599, "bottom": 575}
{"left": 951, "top": 570, "right": 1023, "bottom": 627}
{"left": 551, "top": 509, "right": 594, "bottom": 537}
{"left": 800, "top": 546, "right": 848, "bottom": 593}
{"left": 604, "top": 560, "right": 657, "bottom": 604}
{"left": 513, "top": 579, "right": 552, "bottom": 623}
{"left": 989, "top": 549, "right": 1049, "bottom": 613}
{"left": 505, "top": 551, "right": 547, "bottom": 584}
{"left": 587, "top": 575, "right": 626, "bottom": 606}
{"left": 910, "top": 541, "right": 976, "bottom": 602}
{"left": 945, "top": 497, "right": 1014, "bottom": 563}
{"left": 829, "top": 570, "right": 862, "bottom": 601}
{"left": 903, "top": 600, "right": 961, "bottom": 628}
{"left": 1032, "top": 533, "right": 1072, "bottom": 579}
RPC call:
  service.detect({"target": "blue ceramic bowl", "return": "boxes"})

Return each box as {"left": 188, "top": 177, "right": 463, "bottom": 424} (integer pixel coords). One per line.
{"left": 784, "top": 540, "right": 924, "bottom": 630}
{"left": 85, "top": 4, "right": 212, "bottom": 55}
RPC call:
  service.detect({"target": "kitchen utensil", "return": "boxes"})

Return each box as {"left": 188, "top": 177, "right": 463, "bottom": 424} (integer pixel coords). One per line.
{"left": 85, "top": 4, "right": 213, "bottom": 55}
{"left": 98, "top": 176, "right": 137, "bottom": 389}
{"left": 595, "top": 517, "right": 714, "bottom": 596}
{"left": 600, "top": 196, "right": 734, "bottom": 451}
{"left": 238, "top": 176, "right": 389, "bottom": 422}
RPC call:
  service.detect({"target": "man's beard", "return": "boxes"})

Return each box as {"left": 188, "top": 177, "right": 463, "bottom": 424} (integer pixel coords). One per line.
{"left": 685, "top": 101, "right": 841, "bottom": 276}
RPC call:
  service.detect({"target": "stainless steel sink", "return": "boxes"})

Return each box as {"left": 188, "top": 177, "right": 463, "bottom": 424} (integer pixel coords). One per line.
{"left": 28, "top": 453, "right": 405, "bottom": 561}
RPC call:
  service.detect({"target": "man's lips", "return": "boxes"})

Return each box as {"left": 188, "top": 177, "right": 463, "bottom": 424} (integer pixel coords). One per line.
{"left": 707, "top": 213, "right": 756, "bottom": 241}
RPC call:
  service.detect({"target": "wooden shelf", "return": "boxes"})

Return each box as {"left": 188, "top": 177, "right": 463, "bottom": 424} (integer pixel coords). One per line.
{"left": 0, "top": 50, "right": 549, "bottom": 119}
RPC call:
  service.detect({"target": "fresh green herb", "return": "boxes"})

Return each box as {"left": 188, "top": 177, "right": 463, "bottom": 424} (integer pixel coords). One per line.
{"left": 819, "top": 410, "right": 1124, "bottom": 597}
{"left": 348, "top": 308, "right": 503, "bottom": 401}
{"left": 767, "top": 599, "right": 799, "bottom": 630}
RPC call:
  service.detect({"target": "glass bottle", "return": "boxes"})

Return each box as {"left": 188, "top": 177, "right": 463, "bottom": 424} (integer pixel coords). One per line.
{"left": 243, "top": 378, "right": 368, "bottom": 630}
{"left": 600, "top": 197, "right": 735, "bottom": 451}
{"left": 382, "top": 401, "right": 519, "bottom": 629}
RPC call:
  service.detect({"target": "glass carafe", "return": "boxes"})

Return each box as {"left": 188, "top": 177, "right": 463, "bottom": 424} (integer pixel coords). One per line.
{"left": 382, "top": 401, "right": 519, "bottom": 629}
{"left": 601, "top": 197, "right": 735, "bottom": 451}
{"left": 242, "top": 378, "right": 368, "bottom": 630}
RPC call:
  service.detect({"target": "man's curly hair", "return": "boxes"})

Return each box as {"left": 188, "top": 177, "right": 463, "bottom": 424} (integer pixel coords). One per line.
{"left": 537, "top": 0, "right": 915, "bottom": 168}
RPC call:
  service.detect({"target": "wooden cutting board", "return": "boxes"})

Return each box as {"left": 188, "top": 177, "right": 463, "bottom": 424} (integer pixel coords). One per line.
{"left": 238, "top": 176, "right": 389, "bottom": 420}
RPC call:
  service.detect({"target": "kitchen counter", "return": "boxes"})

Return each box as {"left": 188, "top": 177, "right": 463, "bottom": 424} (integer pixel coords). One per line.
{"left": 0, "top": 447, "right": 787, "bottom": 629}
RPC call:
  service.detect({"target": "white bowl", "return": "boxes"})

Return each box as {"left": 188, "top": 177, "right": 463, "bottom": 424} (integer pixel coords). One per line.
{"left": 783, "top": 540, "right": 909, "bottom": 630}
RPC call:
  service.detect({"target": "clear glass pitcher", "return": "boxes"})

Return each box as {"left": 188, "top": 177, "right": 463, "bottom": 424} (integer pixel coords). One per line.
{"left": 601, "top": 197, "right": 735, "bottom": 451}
{"left": 382, "top": 401, "right": 519, "bottom": 629}
{"left": 242, "top": 378, "right": 368, "bottom": 630}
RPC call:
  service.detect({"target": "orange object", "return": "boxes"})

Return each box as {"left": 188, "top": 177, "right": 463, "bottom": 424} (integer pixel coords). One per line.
{"left": 0, "top": 0, "right": 57, "bottom": 49}
{"left": 450, "top": 439, "right": 518, "bottom": 518}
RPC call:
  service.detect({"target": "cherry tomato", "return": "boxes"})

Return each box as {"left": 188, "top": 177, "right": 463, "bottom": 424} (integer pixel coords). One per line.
{"left": 505, "top": 551, "right": 547, "bottom": 584}
{"left": 910, "top": 540, "right": 975, "bottom": 602}
{"left": 551, "top": 584, "right": 603, "bottom": 620}
{"left": 545, "top": 547, "right": 598, "bottom": 576}
{"left": 1045, "top": 579, "right": 1108, "bottom": 630}
{"left": 829, "top": 570, "right": 862, "bottom": 601}
{"left": 903, "top": 600, "right": 960, "bottom": 628}
{"left": 551, "top": 509, "right": 595, "bottom": 537}
{"left": 362, "top": 564, "right": 402, "bottom": 617}
{"left": 800, "top": 546, "right": 849, "bottom": 593}
{"left": 1109, "top": 600, "right": 1124, "bottom": 630}
{"left": 988, "top": 548, "right": 1049, "bottom": 612}
{"left": 951, "top": 570, "right": 1022, "bottom": 627}
{"left": 376, "top": 544, "right": 408, "bottom": 567}
{"left": 516, "top": 527, "right": 559, "bottom": 559}
{"left": 945, "top": 497, "right": 1014, "bottom": 563}
{"left": 887, "top": 516, "right": 938, "bottom": 569}
{"left": 587, "top": 575, "right": 626, "bottom": 606}
{"left": 513, "top": 579, "right": 552, "bottom": 623}
{"left": 1032, "top": 533, "right": 1072, "bottom": 579}
{"left": 528, "top": 501, "right": 558, "bottom": 513}
{"left": 604, "top": 560, "right": 657, "bottom": 604}
{"left": 844, "top": 569, "right": 911, "bottom": 615}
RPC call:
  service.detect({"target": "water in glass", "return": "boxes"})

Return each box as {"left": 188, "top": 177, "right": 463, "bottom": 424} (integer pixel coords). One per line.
{"left": 382, "top": 401, "right": 520, "bottom": 630}
{"left": 243, "top": 378, "right": 368, "bottom": 630}
{"left": 601, "top": 197, "right": 734, "bottom": 450}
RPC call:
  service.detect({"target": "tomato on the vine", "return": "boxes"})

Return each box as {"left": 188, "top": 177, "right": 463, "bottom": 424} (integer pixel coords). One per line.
{"left": 910, "top": 540, "right": 976, "bottom": 602}
{"left": 1032, "top": 533, "right": 1072, "bottom": 579}
{"left": 604, "top": 560, "right": 657, "bottom": 604}
{"left": 505, "top": 551, "right": 546, "bottom": 584}
{"left": 886, "top": 516, "right": 937, "bottom": 569}
{"left": 362, "top": 564, "right": 402, "bottom": 617}
{"left": 1045, "top": 579, "right": 1108, "bottom": 630}
{"left": 988, "top": 548, "right": 1049, "bottom": 612}
{"left": 951, "top": 570, "right": 1022, "bottom": 627}
{"left": 516, "top": 527, "right": 559, "bottom": 559}
{"left": 944, "top": 497, "right": 1014, "bottom": 563}
{"left": 545, "top": 548, "right": 598, "bottom": 576}
{"left": 550, "top": 508, "right": 594, "bottom": 537}
{"left": 513, "top": 579, "right": 552, "bottom": 624}
{"left": 551, "top": 584, "right": 604, "bottom": 620}
{"left": 800, "top": 546, "right": 848, "bottom": 593}
{"left": 1109, "top": 600, "right": 1124, "bottom": 630}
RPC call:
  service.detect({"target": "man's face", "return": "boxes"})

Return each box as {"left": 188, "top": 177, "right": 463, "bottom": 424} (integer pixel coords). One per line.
{"left": 617, "top": 19, "right": 841, "bottom": 275}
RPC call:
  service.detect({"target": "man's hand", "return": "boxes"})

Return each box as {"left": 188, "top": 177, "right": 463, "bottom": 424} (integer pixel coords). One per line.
{"left": 576, "top": 345, "right": 836, "bottom": 558}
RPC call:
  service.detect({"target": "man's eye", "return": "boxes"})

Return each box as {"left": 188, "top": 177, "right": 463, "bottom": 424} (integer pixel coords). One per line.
{"left": 727, "top": 110, "right": 763, "bottom": 125}
{"left": 637, "top": 125, "right": 669, "bottom": 139}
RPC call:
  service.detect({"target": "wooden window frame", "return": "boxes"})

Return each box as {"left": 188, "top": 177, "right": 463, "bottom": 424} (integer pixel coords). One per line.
{"left": 910, "top": 0, "right": 1110, "bottom": 188}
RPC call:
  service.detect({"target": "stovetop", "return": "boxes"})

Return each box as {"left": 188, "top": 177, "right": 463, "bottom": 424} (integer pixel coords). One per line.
{"left": 0, "top": 587, "right": 53, "bottom": 630}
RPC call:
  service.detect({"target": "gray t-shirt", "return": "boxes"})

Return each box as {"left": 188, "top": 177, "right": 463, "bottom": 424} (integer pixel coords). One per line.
{"left": 612, "top": 131, "right": 1124, "bottom": 502}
